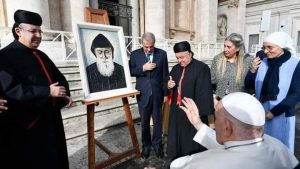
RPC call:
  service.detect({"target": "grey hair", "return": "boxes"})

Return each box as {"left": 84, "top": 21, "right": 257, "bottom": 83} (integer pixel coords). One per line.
{"left": 142, "top": 32, "right": 156, "bottom": 43}
{"left": 218, "top": 33, "right": 247, "bottom": 85}
{"left": 225, "top": 33, "right": 246, "bottom": 52}
{"left": 222, "top": 108, "right": 264, "bottom": 137}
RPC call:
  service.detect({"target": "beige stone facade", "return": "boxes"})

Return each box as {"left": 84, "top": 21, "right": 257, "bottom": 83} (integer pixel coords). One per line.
{"left": 1, "top": 0, "right": 300, "bottom": 52}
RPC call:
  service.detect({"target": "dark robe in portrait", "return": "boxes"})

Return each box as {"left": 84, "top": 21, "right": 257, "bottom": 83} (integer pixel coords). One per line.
{"left": 86, "top": 62, "right": 126, "bottom": 93}
{"left": 167, "top": 58, "right": 214, "bottom": 159}
{"left": 0, "top": 40, "right": 70, "bottom": 169}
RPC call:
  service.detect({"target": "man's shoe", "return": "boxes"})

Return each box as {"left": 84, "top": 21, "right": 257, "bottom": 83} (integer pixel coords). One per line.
{"left": 154, "top": 146, "right": 164, "bottom": 158}
{"left": 142, "top": 147, "right": 151, "bottom": 159}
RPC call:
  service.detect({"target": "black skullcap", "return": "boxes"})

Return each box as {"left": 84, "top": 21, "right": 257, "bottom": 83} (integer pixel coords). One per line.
{"left": 14, "top": 10, "right": 42, "bottom": 26}
{"left": 12, "top": 10, "right": 42, "bottom": 39}
{"left": 173, "top": 41, "right": 191, "bottom": 53}
{"left": 90, "top": 34, "right": 114, "bottom": 58}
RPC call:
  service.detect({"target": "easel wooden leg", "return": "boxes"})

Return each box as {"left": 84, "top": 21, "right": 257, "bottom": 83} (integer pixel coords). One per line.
{"left": 87, "top": 104, "right": 96, "bottom": 169}
{"left": 122, "top": 97, "right": 141, "bottom": 157}
{"left": 84, "top": 92, "right": 141, "bottom": 169}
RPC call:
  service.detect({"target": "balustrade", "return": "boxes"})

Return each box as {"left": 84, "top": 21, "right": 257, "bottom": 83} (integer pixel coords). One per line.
{"left": 1, "top": 27, "right": 226, "bottom": 61}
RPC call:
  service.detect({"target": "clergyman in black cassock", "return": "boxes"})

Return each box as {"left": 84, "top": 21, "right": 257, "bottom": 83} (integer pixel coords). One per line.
{"left": 166, "top": 41, "right": 214, "bottom": 160}
{"left": 0, "top": 10, "right": 72, "bottom": 169}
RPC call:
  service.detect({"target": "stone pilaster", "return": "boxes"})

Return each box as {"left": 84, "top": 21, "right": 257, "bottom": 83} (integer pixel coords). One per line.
{"left": 130, "top": 0, "right": 139, "bottom": 37}
{"left": 195, "top": 0, "right": 218, "bottom": 43}
{"left": 0, "top": 0, "right": 7, "bottom": 27}
{"left": 145, "top": 0, "right": 166, "bottom": 38}
{"left": 5, "top": 0, "right": 51, "bottom": 29}
{"left": 169, "top": 0, "right": 195, "bottom": 41}
{"left": 61, "top": 0, "right": 89, "bottom": 31}
{"left": 227, "top": 0, "right": 246, "bottom": 35}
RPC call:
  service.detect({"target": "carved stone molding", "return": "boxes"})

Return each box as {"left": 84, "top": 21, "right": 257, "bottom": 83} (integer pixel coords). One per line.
{"left": 169, "top": 27, "right": 195, "bottom": 41}
{"left": 228, "top": 0, "right": 239, "bottom": 8}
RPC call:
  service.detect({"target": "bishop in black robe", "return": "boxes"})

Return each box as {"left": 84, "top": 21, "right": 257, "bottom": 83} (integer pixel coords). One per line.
{"left": 0, "top": 40, "right": 70, "bottom": 169}
{"left": 167, "top": 58, "right": 214, "bottom": 159}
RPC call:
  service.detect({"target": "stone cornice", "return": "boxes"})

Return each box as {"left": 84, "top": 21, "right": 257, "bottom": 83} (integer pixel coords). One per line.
{"left": 246, "top": 3, "right": 300, "bottom": 17}
{"left": 246, "top": 0, "right": 285, "bottom": 7}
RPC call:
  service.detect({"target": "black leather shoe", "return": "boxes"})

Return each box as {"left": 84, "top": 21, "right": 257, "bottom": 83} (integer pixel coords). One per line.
{"left": 142, "top": 147, "right": 151, "bottom": 159}
{"left": 154, "top": 146, "right": 164, "bottom": 158}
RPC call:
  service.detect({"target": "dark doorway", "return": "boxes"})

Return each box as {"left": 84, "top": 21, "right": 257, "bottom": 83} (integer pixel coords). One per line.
{"left": 98, "top": 0, "right": 132, "bottom": 36}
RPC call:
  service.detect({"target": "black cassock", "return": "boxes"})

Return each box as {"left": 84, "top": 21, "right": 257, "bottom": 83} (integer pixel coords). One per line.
{"left": 86, "top": 62, "right": 126, "bottom": 93}
{"left": 0, "top": 40, "right": 70, "bottom": 169}
{"left": 167, "top": 58, "right": 214, "bottom": 159}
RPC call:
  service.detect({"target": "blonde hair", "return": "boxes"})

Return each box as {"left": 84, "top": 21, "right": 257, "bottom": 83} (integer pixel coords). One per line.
{"left": 217, "top": 33, "right": 246, "bottom": 85}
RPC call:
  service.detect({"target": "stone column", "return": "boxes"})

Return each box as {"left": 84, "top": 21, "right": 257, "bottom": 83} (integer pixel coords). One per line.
{"left": 0, "top": 0, "right": 7, "bottom": 27}
{"left": 227, "top": 0, "right": 246, "bottom": 36}
{"left": 48, "top": 0, "right": 62, "bottom": 30}
{"left": 5, "top": 0, "right": 51, "bottom": 29}
{"left": 195, "top": 0, "right": 218, "bottom": 43}
{"left": 130, "top": 0, "right": 139, "bottom": 37}
{"left": 61, "top": 0, "right": 89, "bottom": 31}
{"left": 145, "top": 0, "right": 166, "bottom": 39}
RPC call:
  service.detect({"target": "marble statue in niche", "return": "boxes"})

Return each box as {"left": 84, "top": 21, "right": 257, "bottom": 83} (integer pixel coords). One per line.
{"left": 217, "top": 15, "right": 227, "bottom": 38}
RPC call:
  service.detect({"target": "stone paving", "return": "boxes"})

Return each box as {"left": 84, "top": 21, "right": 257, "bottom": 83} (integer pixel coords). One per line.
{"left": 67, "top": 122, "right": 171, "bottom": 169}
{"left": 68, "top": 107, "right": 300, "bottom": 169}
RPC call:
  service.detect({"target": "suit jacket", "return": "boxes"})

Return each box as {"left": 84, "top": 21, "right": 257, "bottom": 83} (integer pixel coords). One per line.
{"left": 129, "top": 47, "right": 169, "bottom": 107}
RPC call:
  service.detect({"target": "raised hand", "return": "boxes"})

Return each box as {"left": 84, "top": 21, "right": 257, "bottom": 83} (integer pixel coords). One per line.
{"left": 168, "top": 76, "right": 176, "bottom": 89}
{"left": 179, "top": 97, "right": 203, "bottom": 130}
{"left": 250, "top": 57, "right": 262, "bottom": 73}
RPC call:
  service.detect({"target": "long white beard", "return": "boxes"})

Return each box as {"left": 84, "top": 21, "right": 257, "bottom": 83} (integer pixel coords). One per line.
{"left": 96, "top": 58, "right": 115, "bottom": 77}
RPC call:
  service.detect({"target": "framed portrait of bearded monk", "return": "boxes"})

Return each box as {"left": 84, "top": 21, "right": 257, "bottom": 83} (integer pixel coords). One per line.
{"left": 74, "top": 22, "right": 135, "bottom": 100}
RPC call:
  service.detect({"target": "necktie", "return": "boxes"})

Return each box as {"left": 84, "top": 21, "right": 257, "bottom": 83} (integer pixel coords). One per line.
{"left": 176, "top": 67, "right": 186, "bottom": 105}
{"left": 146, "top": 53, "right": 151, "bottom": 62}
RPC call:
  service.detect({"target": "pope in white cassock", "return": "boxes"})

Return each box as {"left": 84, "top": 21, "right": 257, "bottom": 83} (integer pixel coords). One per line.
{"left": 171, "top": 92, "right": 298, "bottom": 169}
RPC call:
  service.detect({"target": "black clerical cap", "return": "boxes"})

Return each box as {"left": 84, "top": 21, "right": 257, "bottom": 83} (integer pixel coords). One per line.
{"left": 173, "top": 41, "right": 191, "bottom": 53}
{"left": 12, "top": 10, "right": 42, "bottom": 39}
{"left": 90, "top": 34, "right": 114, "bottom": 58}
{"left": 14, "top": 9, "right": 42, "bottom": 26}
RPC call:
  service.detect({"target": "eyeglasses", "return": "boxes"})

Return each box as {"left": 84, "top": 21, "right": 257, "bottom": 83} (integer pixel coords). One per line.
{"left": 19, "top": 27, "right": 43, "bottom": 34}
{"left": 261, "top": 46, "right": 275, "bottom": 52}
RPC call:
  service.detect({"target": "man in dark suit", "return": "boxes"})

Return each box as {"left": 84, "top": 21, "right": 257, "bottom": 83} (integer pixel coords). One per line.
{"left": 129, "top": 32, "right": 169, "bottom": 159}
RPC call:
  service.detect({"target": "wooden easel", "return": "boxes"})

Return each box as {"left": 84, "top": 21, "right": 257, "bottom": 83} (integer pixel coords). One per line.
{"left": 82, "top": 7, "right": 140, "bottom": 168}
{"left": 82, "top": 91, "right": 141, "bottom": 169}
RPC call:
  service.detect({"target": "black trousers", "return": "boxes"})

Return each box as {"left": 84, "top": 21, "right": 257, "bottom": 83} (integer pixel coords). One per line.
{"left": 138, "top": 95, "right": 163, "bottom": 149}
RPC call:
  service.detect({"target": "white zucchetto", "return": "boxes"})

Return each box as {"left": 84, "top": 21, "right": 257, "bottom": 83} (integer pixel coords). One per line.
{"left": 221, "top": 92, "right": 265, "bottom": 126}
